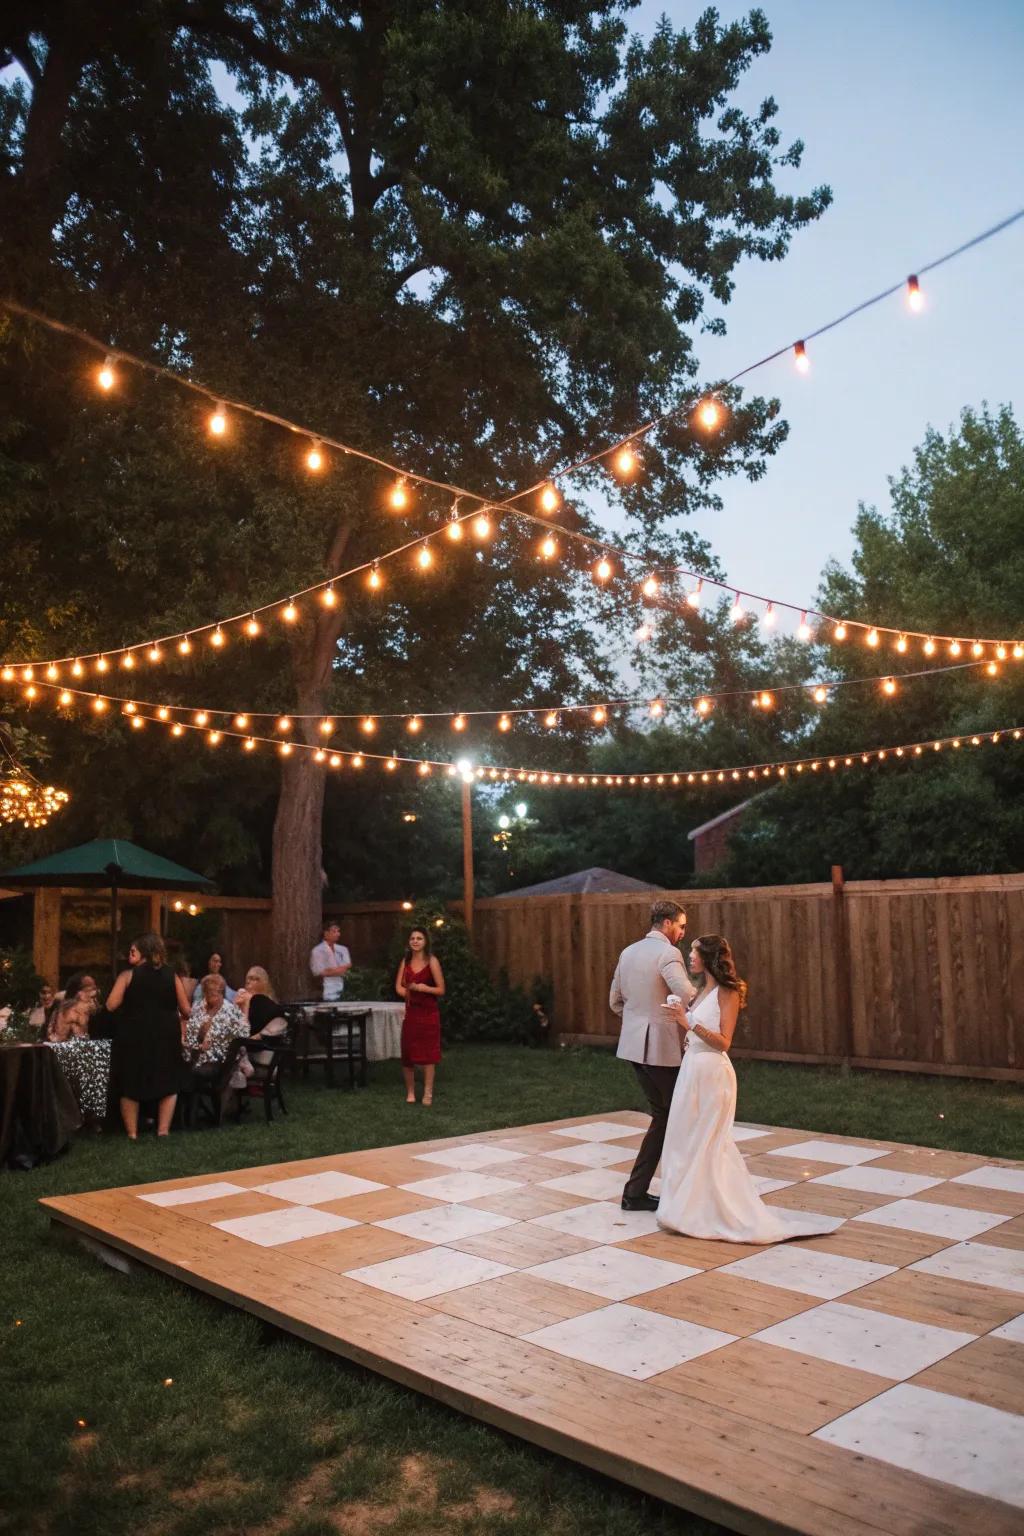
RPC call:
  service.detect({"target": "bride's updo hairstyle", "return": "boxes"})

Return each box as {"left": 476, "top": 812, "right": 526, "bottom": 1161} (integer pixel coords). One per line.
{"left": 693, "top": 935, "right": 748, "bottom": 1009}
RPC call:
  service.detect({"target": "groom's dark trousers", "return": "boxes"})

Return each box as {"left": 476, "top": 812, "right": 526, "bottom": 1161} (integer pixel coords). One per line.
{"left": 623, "top": 1063, "right": 679, "bottom": 1200}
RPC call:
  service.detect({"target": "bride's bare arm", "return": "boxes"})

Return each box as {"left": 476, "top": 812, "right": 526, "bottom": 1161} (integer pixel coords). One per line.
{"left": 689, "top": 989, "right": 739, "bottom": 1053}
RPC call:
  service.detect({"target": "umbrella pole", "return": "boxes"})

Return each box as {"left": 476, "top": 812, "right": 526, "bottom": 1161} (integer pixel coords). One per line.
{"left": 109, "top": 877, "right": 119, "bottom": 983}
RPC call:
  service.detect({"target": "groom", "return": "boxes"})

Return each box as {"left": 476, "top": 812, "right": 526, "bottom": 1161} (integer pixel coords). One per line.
{"left": 609, "top": 899, "right": 696, "bottom": 1211}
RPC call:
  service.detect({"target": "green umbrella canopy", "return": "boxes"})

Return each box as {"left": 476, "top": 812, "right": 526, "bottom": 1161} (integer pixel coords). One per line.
{"left": 0, "top": 838, "right": 213, "bottom": 891}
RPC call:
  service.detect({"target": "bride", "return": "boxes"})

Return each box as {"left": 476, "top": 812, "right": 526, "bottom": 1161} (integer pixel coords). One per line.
{"left": 657, "top": 935, "right": 841, "bottom": 1243}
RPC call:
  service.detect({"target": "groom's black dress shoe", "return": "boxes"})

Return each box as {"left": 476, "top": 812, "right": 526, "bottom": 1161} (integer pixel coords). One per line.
{"left": 621, "top": 1194, "right": 659, "bottom": 1212}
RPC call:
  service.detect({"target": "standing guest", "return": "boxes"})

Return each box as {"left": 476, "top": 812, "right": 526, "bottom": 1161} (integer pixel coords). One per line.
{"left": 107, "top": 932, "right": 191, "bottom": 1140}
{"left": 310, "top": 921, "right": 351, "bottom": 1001}
{"left": 183, "top": 974, "right": 250, "bottom": 1087}
{"left": 395, "top": 927, "right": 444, "bottom": 1106}
{"left": 28, "top": 984, "right": 56, "bottom": 1033}
{"left": 206, "top": 952, "right": 237, "bottom": 1002}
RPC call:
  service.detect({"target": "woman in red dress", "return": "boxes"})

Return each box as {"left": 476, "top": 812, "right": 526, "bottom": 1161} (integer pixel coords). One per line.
{"left": 395, "top": 927, "right": 445, "bottom": 1105}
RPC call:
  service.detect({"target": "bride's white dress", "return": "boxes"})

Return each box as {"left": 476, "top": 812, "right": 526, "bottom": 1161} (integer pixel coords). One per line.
{"left": 657, "top": 987, "right": 843, "bottom": 1243}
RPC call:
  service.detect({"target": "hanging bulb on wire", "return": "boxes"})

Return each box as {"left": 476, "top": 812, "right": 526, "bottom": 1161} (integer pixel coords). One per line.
{"left": 642, "top": 575, "right": 659, "bottom": 599}
{"left": 367, "top": 562, "right": 382, "bottom": 591}
{"left": 813, "top": 685, "right": 828, "bottom": 704}
{"left": 798, "top": 612, "right": 812, "bottom": 641}
{"left": 388, "top": 477, "right": 409, "bottom": 511}
{"left": 208, "top": 404, "right": 228, "bottom": 437}
{"left": 591, "top": 706, "right": 607, "bottom": 725}
{"left": 594, "top": 556, "right": 613, "bottom": 583}
{"left": 282, "top": 601, "right": 298, "bottom": 624}
{"left": 321, "top": 586, "right": 337, "bottom": 608}
{"left": 882, "top": 677, "right": 898, "bottom": 696}
{"left": 539, "top": 483, "right": 561, "bottom": 514}
{"left": 695, "top": 696, "right": 712, "bottom": 716}
{"left": 686, "top": 580, "right": 703, "bottom": 609}
{"left": 447, "top": 502, "right": 463, "bottom": 541}
{"left": 906, "top": 275, "right": 924, "bottom": 312}
{"left": 696, "top": 397, "right": 722, "bottom": 431}
{"left": 729, "top": 592, "right": 745, "bottom": 624}
{"left": 473, "top": 510, "right": 492, "bottom": 539}
{"left": 97, "top": 356, "right": 116, "bottom": 391}
{"left": 245, "top": 615, "right": 261, "bottom": 637}
{"left": 305, "top": 441, "right": 324, "bottom": 472}
{"left": 866, "top": 628, "right": 879, "bottom": 648}
{"left": 793, "top": 341, "right": 810, "bottom": 373}
{"left": 539, "top": 534, "right": 557, "bottom": 560}
{"left": 762, "top": 604, "right": 777, "bottom": 629}
{"left": 612, "top": 443, "right": 640, "bottom": 479}
{"left": 417, "top": 541, "right": 433, "bottom": 570}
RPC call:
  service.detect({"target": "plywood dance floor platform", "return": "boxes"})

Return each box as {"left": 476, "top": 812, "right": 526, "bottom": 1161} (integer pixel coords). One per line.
{"left": 43, "top": 1113, "right": 1024, "bottom": 1536}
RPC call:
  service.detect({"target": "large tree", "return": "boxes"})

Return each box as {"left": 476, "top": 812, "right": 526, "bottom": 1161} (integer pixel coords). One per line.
{"left": 0, "top": 3, "right": 829, "bottom": 987}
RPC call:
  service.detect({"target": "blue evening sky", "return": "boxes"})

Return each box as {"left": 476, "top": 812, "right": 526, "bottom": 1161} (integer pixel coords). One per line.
{"left": 628, "top": 0, "right": 1024, "bottom": 620}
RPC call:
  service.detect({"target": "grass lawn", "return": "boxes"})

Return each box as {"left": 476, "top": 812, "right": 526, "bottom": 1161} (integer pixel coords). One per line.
{"left": 3, "top": 1046, "right": 1022, "bottom": 1536}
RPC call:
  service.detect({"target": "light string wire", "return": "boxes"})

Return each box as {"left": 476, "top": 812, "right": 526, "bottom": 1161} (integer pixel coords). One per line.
{"left": 4, "top": 657, "right": 1003, "bottom": 732}
{"left": 2, "top": 205, "right": 1023, "bottom": 663}
{"left": 33, "top": 693, "right": 1024, "bottom": 787}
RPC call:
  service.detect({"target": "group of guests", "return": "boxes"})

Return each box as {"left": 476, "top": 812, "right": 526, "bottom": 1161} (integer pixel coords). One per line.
{"left": 31, "top": 940, "right": 286, "bottom": 1138}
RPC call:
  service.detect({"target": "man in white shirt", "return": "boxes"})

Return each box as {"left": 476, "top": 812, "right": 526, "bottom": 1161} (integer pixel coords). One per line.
{"left": 609, "top": 899, "right": 696, "bottom": 1211}
{"left": 309, "top": 921, "right": 351, "bottom": 1002}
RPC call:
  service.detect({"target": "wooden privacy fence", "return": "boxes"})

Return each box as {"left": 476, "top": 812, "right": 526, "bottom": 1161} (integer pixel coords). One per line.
{"left": 472, "top": 874, "right": 1024, "bottom": 1081}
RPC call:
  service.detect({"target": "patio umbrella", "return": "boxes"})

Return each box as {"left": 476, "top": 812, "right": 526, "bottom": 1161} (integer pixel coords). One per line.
{"left": 0, "top": 838, "right": 213, "bottom": 979}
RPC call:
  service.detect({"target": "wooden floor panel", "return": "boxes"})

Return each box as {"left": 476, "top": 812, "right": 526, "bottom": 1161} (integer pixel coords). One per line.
{"left": 42, "top": 1111, "right": 1024, "bottom": 1536}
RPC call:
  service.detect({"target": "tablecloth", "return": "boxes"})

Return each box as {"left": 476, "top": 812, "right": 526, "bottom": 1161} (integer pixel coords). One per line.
{"left": 299, "top": 1001, "right": 404, "bottom": 1061}
{"left": 0, "top": 1043, "right": 81, "bottom": 1169}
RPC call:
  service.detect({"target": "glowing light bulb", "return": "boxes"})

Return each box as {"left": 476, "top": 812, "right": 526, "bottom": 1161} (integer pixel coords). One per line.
{"left": 388, "top": 477, "right": 409, "bottom": 511}
{"left": 352, "top": 754, "right": 364, "bottom": 768}
{"left": 996, "top": 644, "right": 1007, "bottom": 661}
{"left": 157, "top": 707, "right": 170, "bottom": 722}
{"left": 758, "top": 691, "right": 773, "bottom": 709}
{"left": 1014, "top": 645, "right": 1023, "bottom": 660}
{"left": 320, "top": 719, "right": 334, "bottom": 736}
{"left": 386, "top": 755, "right": 398, "bottom": 772}
{"left": 813, "top": 686, "right": 828, "bottom": 704}
{"left": 833, "top": 623, "right": 847, "bottom": 642}
{"left": 447, "top": 517, "right": 463, "bottom": 542}
{"left": 330, "top": 755, "right": 341, "bottom": 768}
{"left": 97, "top": 358, "right": 116, "bottom": 391}
{"left": 210, "top": 628, "right": 225, "bottom": 648}
{"left": 406, "top": 716, "right": 422, "bottom": 734}
{"left": 306, "top": 442, "right": 324, "bottom": 472}
{"left": 368, "top": 563, "right": 382, "bottom": 590}
{"left": 452, "top": 714, "right": 466, "bottom": 732}
{"left": 209, "top": 405, "right": 227, "bottom": 436}
{"left": 697, "top": 398, "right": 722, "bottom": 430}
{"left": 234, "top": 714, "right": 248, "bottom": 729}
{"left": 613, "top": 444, "right": 639, "bottom": 478}
{"left": 21, "top": 666, "right": 33, "bottom": 682}
{"left": 906, "top": 274, "right": 924, "bottom": 312}
{"left": 544, "top": 711, "right": 558, "bottom": 728}
{"left": 539, "top": 483, "right": 560, "bottom": 514}
{"left": 178, "top": 637, "right": 192, "bottom": 655}
{"left": 473, "top": 513, "right": 492, "bottom": 539}
{"left": 279, "top": 741, "right": 292, "bottom": 756}
{"left": 243, "top": 738, "right": 256, "bottom": 752}
{"left": 91, "top": 697, "right": 106, "bottom": 713}
{"left": 321, "top": 587, "right": 337, "bottom": 608}
{"left": 245, "top": 616, "right": 260, "bottom": 637}
{"left": 696, "top": 697, "right": 712, "bottom": 716}
{"left": 282, "top": 602, "right": 298, "bottom": 623}
{"left": 539, "top": 535, "right": 557, "bottom": 559}
{"left": 208, "top": 730, "right": 221, "bottom": 746}
{"left": 649, "top": 698, "right": 664, "bottom": 718}
{"left": 131, "top": 716, "right": 144, "bottom": 730}
{"left": 592, "top": 706, "right": 607, "bottom": 724}
{"left": 949, "top": 640, "right": 962, "bottom": 657}
{"left": 896, "top": 635, "right": 908, "bottom": 654}
{"left": 59, "top": 690, "right": 72, "bottom": 706}
{"left": 972, "top": 641, "right": 984, "bottom": 658}
{"left": 361, "top": 717, "right": 376, "bottom": 734}
{"left": 762, "top": 604, "right": 777, "bottom": 628}
{"left": 793, "top": 341, "right": 810, "bottom": 373}
{"left": 498, "top": 714, "right": 511, "bottom": 731}
{"left": 635, "top": 622, "right": 653, "bottom": 643}
{"left": 314, "top": 749, "right": 326, "bottom": 763}
{"left": 194, "top": 711, "right": 208, "bottom": 727}
{"left": 798, "top": 613, "right": 812, "bottom": 641}
{"left": 594, "top": 556, "right": 612, "bottom": 583}
{"left": 923, "top": 638, "right": 936, "bottom": 656}
{"left": 24, "top": 684, "right": 37, "bottom": 700}
{"left": 72, "top": 660, "right": 83, "bottom": 678}
{"left": 417, "top": 542, "right": 433, "bottom": 569}
{"left": 866, "top": 629, "right": 879, "bottom": 648}
{"left": 276, "top": 716, "right": 291, "bottom": 733}
{"left": 882, "top": 677, "right": 897, "bottom": 696}
{"left": 730, "top": 593, "right": 745, "bottom": 624}
{"left": 687, "top": 581, "right": 704, "bottom": 609}
{"left": 148, "top": 645, "right": 161, "bottom": 662}
{"left": 642, "top": 575, "right": 659, "bottom": 599}
{"left": 43, "top": 663, "right": 58, "bottom": 683}
{"left": 987, "top": 661, "right": 998, "bottom": 676}
{"left": 96, "top": 656, "right": 109, "bottom": 674}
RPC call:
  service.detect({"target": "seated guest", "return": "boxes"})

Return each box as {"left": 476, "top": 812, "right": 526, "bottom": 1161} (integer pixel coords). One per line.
{"left": 45, "top": 974, "right": 100, "bottom": 1039}
{"left": 309, "top": 921, "right": 351, "bottom": 1001}
{"left": 206, "top": 951, "right": 237, "bottom": 1002}
{"left": 28, "top": 984, "right": 56, "bottom": 1033}
{"left": 183, "top": 974, "right": 250, "bottom": 1084}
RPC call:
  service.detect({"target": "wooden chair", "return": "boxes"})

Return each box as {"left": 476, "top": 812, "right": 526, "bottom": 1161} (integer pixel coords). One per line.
{"left": 183, "top": 1038, "right": 246, "bottom": 1128}
{"left": 245, "top": 1031, "right": 290, "bottom": 1123}
{"left": 324, "top": 1008, "right": 370, "bottom": 1090}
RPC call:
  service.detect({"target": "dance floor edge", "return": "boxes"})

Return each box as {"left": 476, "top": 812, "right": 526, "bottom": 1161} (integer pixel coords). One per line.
{"left": 42, "top": 1111, "right": 1024, "bottom": 1536}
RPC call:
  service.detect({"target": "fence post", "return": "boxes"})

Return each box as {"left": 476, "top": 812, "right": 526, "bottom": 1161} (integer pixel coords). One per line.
{"left": 832, "top": 864, "right": 854, "bottom": 1073}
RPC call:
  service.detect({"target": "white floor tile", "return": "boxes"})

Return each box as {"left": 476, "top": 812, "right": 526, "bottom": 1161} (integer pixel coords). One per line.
{"left": 731, "top": 1125, "right": 771, "bottom": 1142}
{"left": 811, "top": 1166, "right": 944, "bottom": 1197}
{"left": 411, "top": 1143, "right": 526, "bottom": 1172}
{"left": 551, "top": 1121, "right": 638, "bottom": 1143}
{"left": 776, "top": 1140, "right": 887, "bottom": 1166}
{"left": 851, "top": 1199, "right": 1008, "bottom": 1241}
{"left": 140, "top": 1181, "right": 246, "bottom": 1207}
{"left": 532, "top": 1201, "right": 662, "bottom": 1244}
{"left": 951, "top": 1165, "right": 1024, "bottom": 1195}
{"left": 525, "top": 1302, "right": 735, "bottom": 1380}
{"left": 375, "top": 1204, "right": 515, "bottom": 1244}
{"left": 990, "top": 1314, "right": 1024, "bottom": 1343}
{"left": 398, "top": 1171, "right": 523, "bottom": 1203}
{"left": 525, "top": 1244, "right": 700, "bottom": 1301}
{"left": 750, "top": 1175, "right": 797, "bottom": 1195}
{"left": 754, "top": 1300, "right": 975, "bottom": 1380}
{"left": 719, "top": 1246, "right": 896, "bottom": 1299}
{"left": 910, "top": 1241, "right": 1024, "bottom": 1295}
{"left": 540, "top": 1142, "right": 635, "bottom": 1168}
{"left": 814, "top": 1383, "right": 1024, "bottom": 1508}
{"left": 213, "top": 1206, "right": 358, "bottom": 1246}
{"left": 346, "top": 1247, "right": 512, "bottom": 1301}
{"left": 254, "top": 1171, "right": 386, "bottom": 1204}
{"left": 540, "top": 1168, "right": 628, "bottom": 1201}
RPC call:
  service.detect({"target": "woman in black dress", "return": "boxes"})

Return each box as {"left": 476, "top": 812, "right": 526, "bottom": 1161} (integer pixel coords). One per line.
{"left": 107, "top": 932, "right": 192, "bottom": 1139}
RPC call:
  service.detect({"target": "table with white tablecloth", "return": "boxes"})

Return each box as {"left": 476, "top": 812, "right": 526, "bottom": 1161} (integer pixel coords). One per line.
{"left": 298, "top": 1001, "right": 404, "bottom": 1062}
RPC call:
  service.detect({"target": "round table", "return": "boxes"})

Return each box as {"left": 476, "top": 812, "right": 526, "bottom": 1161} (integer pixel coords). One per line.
{"left": 0, "top": 1042, "right": 81, "bottom": 1169}
{"left": 299, "top": 1001, "right": 404, "bottom": 1061}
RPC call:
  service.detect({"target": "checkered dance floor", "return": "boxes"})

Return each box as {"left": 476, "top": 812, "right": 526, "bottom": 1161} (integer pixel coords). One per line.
{"left": 44, "top": 1113, "right": 1024, "bottom": 1535}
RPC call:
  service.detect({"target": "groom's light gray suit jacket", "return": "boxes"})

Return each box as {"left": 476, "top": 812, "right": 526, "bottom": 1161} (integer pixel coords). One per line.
{"left": 610, "top": 930, "right": 696, "bottom": 1068}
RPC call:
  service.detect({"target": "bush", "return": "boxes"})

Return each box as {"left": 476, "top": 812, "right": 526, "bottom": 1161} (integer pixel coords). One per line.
{"left": 0, "top": 946, "right": 43, "bottom": 1010}
{"left": 389, "top": 901, "right": 551, "bottom": 1043}
{"left": 344, "top": 963, "right": 391, "bottom": 1001}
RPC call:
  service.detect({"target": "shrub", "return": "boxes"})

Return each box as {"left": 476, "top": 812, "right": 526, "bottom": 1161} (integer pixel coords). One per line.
{"left": 0, "top": 946, "right": 43, "bottom": 1010}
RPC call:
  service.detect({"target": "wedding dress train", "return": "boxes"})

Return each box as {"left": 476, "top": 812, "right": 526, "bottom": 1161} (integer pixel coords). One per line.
{"left": 657, "top": 987, "right": 842, "bottom": 1243}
